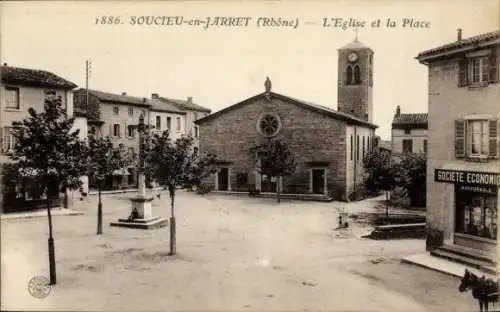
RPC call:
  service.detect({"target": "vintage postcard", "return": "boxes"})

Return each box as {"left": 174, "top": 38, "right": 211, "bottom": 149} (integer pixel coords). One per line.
{"left": 1, "top": 0, "right": 499, "bottom": 311}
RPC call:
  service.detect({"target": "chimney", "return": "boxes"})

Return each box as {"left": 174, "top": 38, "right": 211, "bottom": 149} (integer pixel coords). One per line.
{"left": 121, "top": 92, "right": 127, "bottom": 96}
{"left": 396, "top": 105, "right": 401, "bottom": 116}
{"left": 457, "top": 28, "right": 462, "bottom": 41}
{"left": 187, "top": 96, "right": 193, "bottom": 104}
{"left": 151, "top": 93, "right": 159, "bottom": 99}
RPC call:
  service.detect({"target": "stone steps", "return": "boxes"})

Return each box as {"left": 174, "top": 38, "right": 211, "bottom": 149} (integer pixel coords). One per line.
{"left": 430, "top": 246, "right": 497, "bottom": 276}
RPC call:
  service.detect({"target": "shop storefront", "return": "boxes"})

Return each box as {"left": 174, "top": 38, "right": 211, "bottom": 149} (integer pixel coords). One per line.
{"left": 435, "top": 169, "right": 499, "bottom": 253}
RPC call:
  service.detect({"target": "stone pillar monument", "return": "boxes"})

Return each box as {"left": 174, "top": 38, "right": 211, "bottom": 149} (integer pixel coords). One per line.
{"left": 110, "top": 113, "right": 167, "bottom": 229}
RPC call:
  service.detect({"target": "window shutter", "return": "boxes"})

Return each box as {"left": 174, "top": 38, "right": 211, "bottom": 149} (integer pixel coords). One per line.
{"left": 489, "top": 119, "right": 498, "bottom": 158}
{"left": 455, "top": 120, "right": 466, "bottom": 158}
{"left": 458, "top": 59, "right": 467, "bottom": 87}
{"left": 489, "top": 51, "right": 498, "bottom": 83}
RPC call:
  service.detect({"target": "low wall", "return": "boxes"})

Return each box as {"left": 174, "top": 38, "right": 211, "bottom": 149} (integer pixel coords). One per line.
{"left": 366, "top": 223, "right": 426, "bottom": 240}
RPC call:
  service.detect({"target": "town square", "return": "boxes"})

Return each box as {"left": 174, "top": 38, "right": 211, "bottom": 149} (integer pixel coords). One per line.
{"left": 1, "top": 1, "right": 499, "bottom": 311}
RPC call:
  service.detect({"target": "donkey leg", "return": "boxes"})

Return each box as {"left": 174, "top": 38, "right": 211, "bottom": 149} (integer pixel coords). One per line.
{"left": 479, "top": 301, "right": 483, "bottom": 312}
{"left": 484, "top": 301, "right": 488, "bottom": 312}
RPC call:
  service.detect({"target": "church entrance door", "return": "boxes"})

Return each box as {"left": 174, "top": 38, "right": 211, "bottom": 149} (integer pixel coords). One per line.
{"left": 312, "top": 169, "right": 326, "bottom": 194}
{"left": 218, "top": 168, "right": 229, "bottom": 191}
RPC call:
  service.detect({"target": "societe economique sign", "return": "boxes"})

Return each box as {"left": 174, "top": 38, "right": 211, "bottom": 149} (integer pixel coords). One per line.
{"left": 434, "top": 169, "right": 500, "bottom": 187}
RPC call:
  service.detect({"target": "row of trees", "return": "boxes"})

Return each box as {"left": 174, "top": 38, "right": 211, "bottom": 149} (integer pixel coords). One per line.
{"left": 5, "top": 98, "right": 217, "bottom": 285}
{"left": 363, "top": 150, "right": 427, "bottom": 217}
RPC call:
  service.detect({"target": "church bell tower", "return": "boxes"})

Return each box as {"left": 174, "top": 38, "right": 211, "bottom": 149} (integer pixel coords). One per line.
{"left": 337, "top": 37, "right": 374, "bottom": 123}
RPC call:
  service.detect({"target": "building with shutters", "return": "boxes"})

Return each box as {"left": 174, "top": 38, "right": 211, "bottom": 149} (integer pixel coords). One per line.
{"left": 416, "top": 29, "right": 499, "bottom": 273}
{"left": 391, "top": 106, "right": 428, "bottom": 156}
{"left": 0, "top": 64, "right": 83, "bottom": 212}
{"left": 195, "top": 38, "right": 378, "bottom": 200}
{"left": 73, "top": 88, "right": 211, "bottom": 191}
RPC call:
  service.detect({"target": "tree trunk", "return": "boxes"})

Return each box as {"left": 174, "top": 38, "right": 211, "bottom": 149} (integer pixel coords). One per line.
{"left": 97, "top": 181, "right": 103, "bottom": 235}
{"left": 47, "top": 192, "right": 56, "bottom": 285}
{"left": 277, "top": 176, "right": 281, "bottom": 203}
{"left": 169, "top": 189, "right": 176, "bottom": 255}
{"left": 385, "top": 191, "right": 390, "bottom": 223}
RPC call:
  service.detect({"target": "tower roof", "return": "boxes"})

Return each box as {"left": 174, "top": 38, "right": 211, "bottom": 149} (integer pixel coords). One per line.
{"left": 339, "top": 39, "right": 372, "bottom": 51}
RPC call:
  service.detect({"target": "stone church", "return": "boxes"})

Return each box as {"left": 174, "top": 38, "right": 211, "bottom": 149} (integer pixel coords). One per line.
{"left": 196, "top": 39, "right": 378, "bottom": 200}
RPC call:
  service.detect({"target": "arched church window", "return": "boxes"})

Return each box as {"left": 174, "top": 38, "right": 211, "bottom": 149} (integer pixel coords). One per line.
{"left": 257, "top": 113, "right": 281, "bottom": 137}
{"left": 353, "top": 65, "right": 361, "bottom": 84}
{"left": 346, "top": 65, "right": 353, "bottom": 85}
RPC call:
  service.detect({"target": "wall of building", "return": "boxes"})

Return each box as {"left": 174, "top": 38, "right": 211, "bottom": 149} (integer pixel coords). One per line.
{"left": 426, "top": 45, "right": 500, "bottom": 250}
{"left": 391, "top": 128, "right": 428, "bottom": 154}
{"left": 149, "top": 110, "right": 185, "bottom": 141}
{"left": 345, "top": 125, "right": 376, "bottom": 197}
{"left": 199, "top": 96, "right": 352, "bottom": 198}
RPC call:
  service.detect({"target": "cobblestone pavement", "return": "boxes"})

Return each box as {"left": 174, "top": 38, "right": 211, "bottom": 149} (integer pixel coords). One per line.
{"left": 1, "top": 191, "right": 477, "bottom": 311}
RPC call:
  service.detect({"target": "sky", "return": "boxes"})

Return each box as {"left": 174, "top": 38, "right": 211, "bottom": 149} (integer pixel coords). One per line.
{"left": 1, "top": 0, "right": 498, "bottom": 140}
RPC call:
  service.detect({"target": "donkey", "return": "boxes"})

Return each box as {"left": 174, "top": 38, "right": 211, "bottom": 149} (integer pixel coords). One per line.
{"left": 459, "top": 269, "right": 499, "bottom": 312}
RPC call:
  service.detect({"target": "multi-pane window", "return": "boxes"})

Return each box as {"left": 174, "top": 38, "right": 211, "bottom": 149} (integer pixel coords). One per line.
{"left": 469, "top": 120, "right": 489, "bottom": 156}
{"left": 1, "top": 127, "right": 15, "bottom": 153}
{"left": 113, "top": 106, "right": 119, "bottom": 115}
{"left": 455, "top": 119, "right": 499, "bottom": 159}
{"left": 156, "top": 116, "right": 161, "bottom": 130}
{"left": 128, "top": 107, "right": 134, "bottom": 116}
{"left": 127, "top": 125, "right": 135, "bottom": 137}
{"left": 167, "top": 117, "right": 171, "bottom": 131}
{"left": 362, "top": 136, "right": 365, "bottom": 159}
{"left": 5, "top": 87, "right": 20, "bottom": 109}
{"left": 403, "top": 139, "right": 413, "bottom": 154}
{"left": 456, "top": 191, "right": 497, "bottom": 240}
{"left": 176, "top": 117, "right": 181, "bottom": 131}
{"left": 423, "top": 139, "right": 428, "bottom": 154}
{"left": 356, "top": 135, "right": 360, "bottom": 161}
{"left": 469, "top": 57, "right": 489, "bottom": 84}
{"left": 404, "top": 128, "right": 411, "bottom": 135}
{"left": 113, "top": 124, "right": 121, "bottom": 137}
{"left": 194, "top": 126, "right": 199, "bottom": 138}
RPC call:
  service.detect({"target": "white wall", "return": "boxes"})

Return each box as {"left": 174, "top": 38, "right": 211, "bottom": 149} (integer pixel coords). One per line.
{"left": 391, "top": 128, "right": 428, "bottom": 154}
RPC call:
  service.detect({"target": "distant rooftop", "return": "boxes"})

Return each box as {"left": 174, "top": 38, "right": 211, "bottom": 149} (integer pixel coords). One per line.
{"left": 1, "top": 64, "right": 77, "bottom": 90}
{"left": 156, "top": 95, "right": 211, "bottom": 113}
{"left": 417, "top": 30, "right": 499, "bottom": 62}
{"left": 81, "top": 89, "right": 151, "bottom": 107}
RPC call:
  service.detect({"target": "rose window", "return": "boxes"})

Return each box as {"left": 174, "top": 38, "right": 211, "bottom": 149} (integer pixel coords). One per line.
{"left": 258, "top": 114, "right": 281, "bottom": 137}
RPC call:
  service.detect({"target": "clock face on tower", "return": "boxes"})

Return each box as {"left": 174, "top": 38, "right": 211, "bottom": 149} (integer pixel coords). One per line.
{"left": 348, "top": 52, "right": 358, "bottom": 63}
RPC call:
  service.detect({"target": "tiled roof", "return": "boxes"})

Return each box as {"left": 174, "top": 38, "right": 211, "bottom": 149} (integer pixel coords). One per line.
{"left": 150, "top": 98, "right": 186, "bottom": 114}
{"left": 159, "top": 96, "right": 211, "bottom": 113}
{"left": 196, "top": 91, "right": 378, "bottom": 129}
{"left": 392, "top": 113, "right": 428, "bottom": 126}
{"left": 87, "top": 89, "right": 151, "bottom": 107}
{"left": 417, "top": 31, "right": 500, "bottom": 60}
{"left": 1, "top": 65, "right": 77, "bottom": 89}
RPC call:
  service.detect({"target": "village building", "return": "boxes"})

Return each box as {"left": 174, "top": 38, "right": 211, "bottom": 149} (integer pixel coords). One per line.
{"left": 149, "top": 93, "right": 211, "bottom": 151}
{"left": 196, "top": 39, "right": 378, "bottom": 200}
{"left": 391, "top": 106, "right": 428, "bottom": 155}
{"left": 416, "top": 29, "right": 499, "bottom": 273}
{"left": 0, "top": 64, "right": 81, "bottom": 212}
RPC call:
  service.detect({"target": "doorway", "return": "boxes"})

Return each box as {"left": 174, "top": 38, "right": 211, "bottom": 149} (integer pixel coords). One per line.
{"left": 312, "top": 169, "right": 326, "bottom": 194}
{"left": 218, "top": 168, "right": 229, "bottom": 191}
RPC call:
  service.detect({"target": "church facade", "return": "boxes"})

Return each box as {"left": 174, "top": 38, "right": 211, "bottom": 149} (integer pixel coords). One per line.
{"left": 195, "top": 39, "right": 378, "bottom": 200}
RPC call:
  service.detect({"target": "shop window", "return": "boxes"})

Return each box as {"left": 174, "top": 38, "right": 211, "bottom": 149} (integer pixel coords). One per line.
{"left": 455, "top": 119, "right": 498, "bottom": 159}
{"left": 455, "top": 190, "right": 497, "bottom": 240}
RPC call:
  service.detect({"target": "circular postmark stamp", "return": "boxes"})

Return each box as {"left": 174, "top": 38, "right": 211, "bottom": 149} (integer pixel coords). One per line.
{"left": 27, "top": 276, "right": 51, "bottom": 299}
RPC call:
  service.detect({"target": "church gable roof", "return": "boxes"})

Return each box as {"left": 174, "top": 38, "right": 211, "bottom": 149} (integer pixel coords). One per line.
{"left": 195, "top": 92, "right": 378, "bottom": 129}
